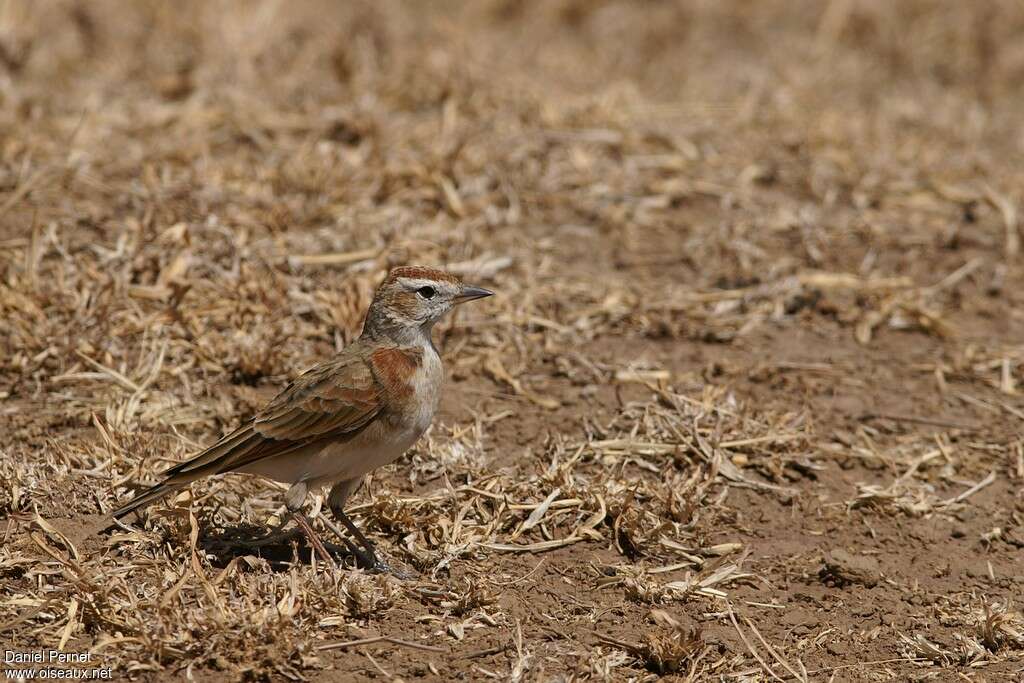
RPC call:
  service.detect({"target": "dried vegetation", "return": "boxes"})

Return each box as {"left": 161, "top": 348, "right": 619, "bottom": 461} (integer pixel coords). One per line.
{"left": 1, "top": 0, "right": 1023, "bottom": 680}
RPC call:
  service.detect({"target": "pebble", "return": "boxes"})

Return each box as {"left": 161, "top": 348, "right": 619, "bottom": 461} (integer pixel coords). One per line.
{"left": 820, "top": 549, "right": 881, "bottom": 588}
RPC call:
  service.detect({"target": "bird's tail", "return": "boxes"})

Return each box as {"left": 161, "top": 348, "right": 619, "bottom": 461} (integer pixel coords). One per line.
{"left": 102, "top": 424, "right": 265, "bottom": 532}
{"left": 112, "top": 481, "right": 185, "bottom": 519}
{"left": 82, "top": 481, "right": 177, "bottom": 537}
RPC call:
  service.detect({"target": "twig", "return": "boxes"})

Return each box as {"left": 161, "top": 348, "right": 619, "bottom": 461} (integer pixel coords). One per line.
{"left": 0, "top": 166, "right": 49, "bottom": 218}
{"left": 288, "top": 247, "right": 379, "bottom": 267}
{"left": 741, "top": 613, "right": 806, "bottom": 683}
{"left": 938, "top": 470, "right": 997, "bottom": 507}
{"left": 956, "top": 392, "right": 1024, "bottom": 420}
{"left": 922, "top": 257, "right": 984, "bottom": 296}
{"left": 318, "top": 636, "right": 445, "bottom": 653}
{"left": 720, "top": 434, "right": 803, "bottom": 449}
{"left": 488, "top": 559, "right": 546, "bottom": 586}
{"left": 984, "top": 185, "right": 1019, "bottom": 258}
{"left": 479, "top": 536, "right": 584, "bottom": 552}
{"left": 776, "top": 657, "right": 930, "bottom": 679}
{"left": 726, "top": 605, "right": 783, "bottom": 682}
{"left": 859, "top": 412, "right": 979, "bottom": 431}
{"left": 459, "top": 643, "right": 510, "bottom": 659}
{"left": 73, "top": 351, "right": 141, "bottom": 392}
{"left": 363, "top": 651, "right": 392, "bottom": 679}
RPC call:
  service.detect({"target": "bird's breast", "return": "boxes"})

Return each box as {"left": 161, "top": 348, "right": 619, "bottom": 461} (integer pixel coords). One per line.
{"left": 406, "top": 345, "right": 443, "bottom": 435}
{"left": 372, "top": 344, "right": 442, "bottom": 450}
{"left": 300, "top": 344, "right": 443, "bottom": 487}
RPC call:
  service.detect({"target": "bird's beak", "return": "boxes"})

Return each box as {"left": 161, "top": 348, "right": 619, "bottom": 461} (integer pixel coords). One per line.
{"left": 454, "top": 285, "right": 494, "bottom": 304}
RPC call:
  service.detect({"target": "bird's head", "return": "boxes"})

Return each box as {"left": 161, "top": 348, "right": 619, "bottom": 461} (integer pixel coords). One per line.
{"left": 362, "top": 266, "right": 493, "bottom": 342}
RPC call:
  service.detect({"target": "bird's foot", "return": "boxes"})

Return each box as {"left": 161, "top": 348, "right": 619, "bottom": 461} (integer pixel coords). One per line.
{"left": 356, "top": 550, "right": 418, "bottom": 579}
{"left": 330, "top": 531, "right": 415, "bottom": 578}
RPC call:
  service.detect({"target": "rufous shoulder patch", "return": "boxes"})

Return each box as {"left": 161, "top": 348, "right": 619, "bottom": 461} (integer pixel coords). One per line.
{"left": 370, "top": 347, "right": 423, "bottom": 399}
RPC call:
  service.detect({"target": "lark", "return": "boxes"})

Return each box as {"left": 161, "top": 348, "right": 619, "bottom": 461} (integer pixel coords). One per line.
{"left": 110, "top": 266, "right": 493, "bottom": 570}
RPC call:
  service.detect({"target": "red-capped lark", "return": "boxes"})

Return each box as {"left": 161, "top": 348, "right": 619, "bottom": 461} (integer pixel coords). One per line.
{"left": 110, "top": 266, "right": 493, "bottom": 571}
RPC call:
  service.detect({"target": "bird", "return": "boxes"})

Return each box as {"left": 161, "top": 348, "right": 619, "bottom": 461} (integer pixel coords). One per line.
{"left": 108, "top": 265, "right": 493, "bottom": 570}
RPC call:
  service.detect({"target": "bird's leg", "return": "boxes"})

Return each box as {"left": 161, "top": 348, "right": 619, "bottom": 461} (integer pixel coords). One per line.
{"left": 248, "top": 483, "right": 308, "bottom": 545}
{"left": 318, "top": 516, "right": 369, "bottom": 562}
{"left": 283, "top": 481, "right": 336, "bottom": 569}
{"left": 322, "top": 477, "right": 382, "bottom": 570}
{"left": 290, "top": 510, "right": 337, "bottom": 570}
{"left": 324, "top": 506, "right": 379, "bottom": 570}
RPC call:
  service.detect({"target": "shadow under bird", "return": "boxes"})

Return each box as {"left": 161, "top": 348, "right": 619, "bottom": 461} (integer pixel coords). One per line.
{"left": 109, "top": 266, "right": 493, "bottom": 570}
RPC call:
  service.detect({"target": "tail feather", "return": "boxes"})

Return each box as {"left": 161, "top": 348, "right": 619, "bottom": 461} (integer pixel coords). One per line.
{"left": 104, "top": 423, "right": 299, "bottom": 532}
{"left": 111, "top": 481, "right": 186, "bottom": 521}
{"left": 105, "top": 425, "right": 268, "bottom": 528}
{"left": 164, "top": 425, "right": 262, "bottom": 478}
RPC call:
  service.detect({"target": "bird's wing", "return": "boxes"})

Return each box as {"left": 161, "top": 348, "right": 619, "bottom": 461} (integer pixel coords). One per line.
{"left": 254, "top": 352, "right": 381, "bottom": 440}
{"left": 161, "top": 348, "right": 383, "bottom": 482}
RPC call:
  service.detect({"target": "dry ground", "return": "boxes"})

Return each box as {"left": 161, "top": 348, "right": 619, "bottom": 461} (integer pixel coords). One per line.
{"left": 2, "top": 1, "right": 1024, "bottom": 681}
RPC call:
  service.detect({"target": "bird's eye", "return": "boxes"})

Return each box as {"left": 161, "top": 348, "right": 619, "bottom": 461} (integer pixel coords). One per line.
{"left": 417, "top": 286, "right": 436, "bottom": 299}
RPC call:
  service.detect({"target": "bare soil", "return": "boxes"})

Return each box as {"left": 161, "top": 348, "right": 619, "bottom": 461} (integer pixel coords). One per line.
{"left": 2, "top": 1, "right": 1024, "bottom": 681}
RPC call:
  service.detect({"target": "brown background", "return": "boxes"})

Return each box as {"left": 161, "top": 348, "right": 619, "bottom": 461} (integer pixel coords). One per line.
{"left": 1, "top": 1, "right": 1023, "bottom": 680}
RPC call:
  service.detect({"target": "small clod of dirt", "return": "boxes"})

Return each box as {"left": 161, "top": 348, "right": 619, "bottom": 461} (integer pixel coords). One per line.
{"left": 820, "top": 549, "right": 882, "bottom": 588}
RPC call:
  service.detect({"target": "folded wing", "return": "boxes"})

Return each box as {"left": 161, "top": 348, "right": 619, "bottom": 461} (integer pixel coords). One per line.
{"left": 112, "top": 347, "right": 383, "bottom": 519}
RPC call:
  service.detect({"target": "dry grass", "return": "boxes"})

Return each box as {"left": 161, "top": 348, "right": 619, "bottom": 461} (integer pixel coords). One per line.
{"left": 2, "top": 0, "right": 1024, "bottom": 680}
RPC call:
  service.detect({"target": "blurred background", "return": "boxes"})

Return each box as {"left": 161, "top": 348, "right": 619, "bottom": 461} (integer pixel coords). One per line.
{"left": 2, "top": 0, "right": 1022, "bottom": 386}
{"left": 3, "top": 1, "right": 1023, "bottom": 265}
{"left": 2, "top": 1, "right": 1023, "bottom": 291}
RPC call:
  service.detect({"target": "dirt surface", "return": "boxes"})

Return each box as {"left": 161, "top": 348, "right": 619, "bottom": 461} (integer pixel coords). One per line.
{"left": 2, "top": 1, "right": 1024, "bottom": 681}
